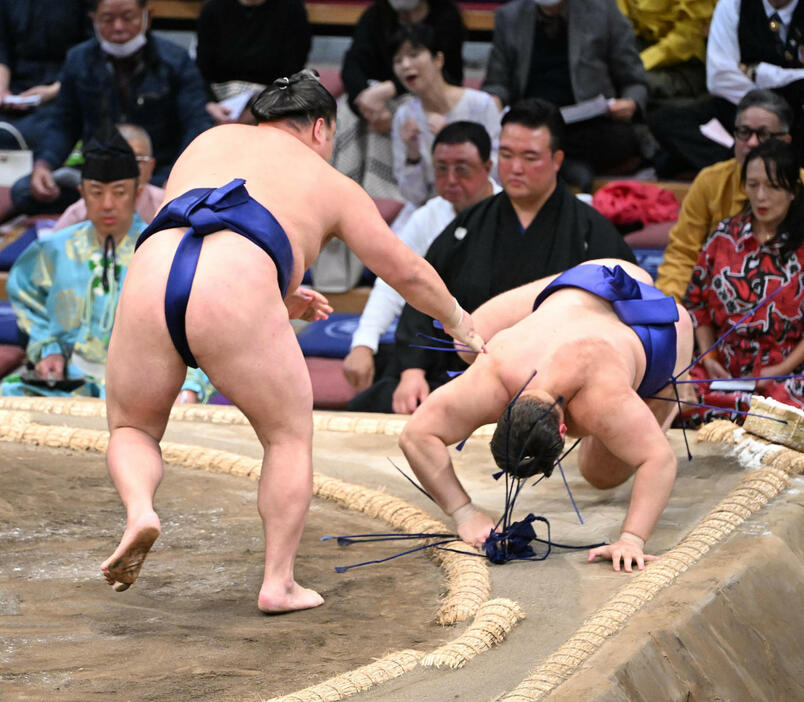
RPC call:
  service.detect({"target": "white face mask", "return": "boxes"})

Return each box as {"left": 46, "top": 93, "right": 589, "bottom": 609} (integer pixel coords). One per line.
{"left": 388, "top": 0, "right": 420, "bottom": 12}
{"left": 94, "top": 10, "right": 148, "bottom": 59}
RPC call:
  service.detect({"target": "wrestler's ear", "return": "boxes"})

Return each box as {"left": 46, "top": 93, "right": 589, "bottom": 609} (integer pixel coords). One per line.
{"left": 551, "top": 148, "right": 564, "bottom": 172}
{"left": 311, "top": 117, "right": 327, "bottom": 145}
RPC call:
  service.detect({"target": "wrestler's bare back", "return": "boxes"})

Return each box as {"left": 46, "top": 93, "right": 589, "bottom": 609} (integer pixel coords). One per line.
{"left": 474, "top": 267, "right": 693, "bottom": 434}
{"left": 146, "top": 124, "right": 354, "bottom": 293}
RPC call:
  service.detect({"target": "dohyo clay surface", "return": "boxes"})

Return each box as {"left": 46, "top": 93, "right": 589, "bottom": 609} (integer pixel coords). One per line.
{"left": 0, "top": 398, "right": 801, "bottom": 701}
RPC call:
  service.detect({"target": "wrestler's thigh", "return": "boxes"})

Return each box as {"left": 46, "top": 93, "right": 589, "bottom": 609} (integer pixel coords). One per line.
{"left": 186, "top": 284, "right": 313, "bottom": 447}
{"left": 106, "top": 284, "right": 187, "bottom": 441}
{"left": 578, "top": 436, "right": 635, "bottom": 490}
{"left": 106, "top": 263, "right": 187, "bottom": 440}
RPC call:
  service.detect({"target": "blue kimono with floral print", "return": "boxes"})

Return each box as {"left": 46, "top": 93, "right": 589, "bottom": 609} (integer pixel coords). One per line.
{"left": 2, "top": 216, "right": 213, "bottom": 400}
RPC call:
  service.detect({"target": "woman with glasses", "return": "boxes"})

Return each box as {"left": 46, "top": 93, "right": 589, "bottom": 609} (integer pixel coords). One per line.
{"left": 683, "top": 138, "right": 804, "bottom": 423}
{"left": 656, "top": 89, "right": 797, "bottom": 302}
{"left": 390, "top": 23, "right": 501, "bottom": 208}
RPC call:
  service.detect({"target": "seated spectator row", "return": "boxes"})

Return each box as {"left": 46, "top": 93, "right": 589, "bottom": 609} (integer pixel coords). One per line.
{"left": 0, "top": 0, "right": 801, "bottom": 425}
{"left": 1, "top": 0, "right": 803, "bottom": 220}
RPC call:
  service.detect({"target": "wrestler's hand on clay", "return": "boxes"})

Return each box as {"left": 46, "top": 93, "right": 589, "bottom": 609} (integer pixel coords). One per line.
{"left": 451, "top": 502, "right": 495, "bottom": 549}
{"left": 443, "top": 303, "right": 486, "bottom": 354}
{"left": 588, "top": 532, "right": 659, "bottom": 573}
{"left": 343, "top": 345, "right": 375, "bottom": 391}
{"left": 35, "top": 353, "right": 65, "bottom": 381}
{"left": 285, "top": 287, "right": 333, "bottom": 322}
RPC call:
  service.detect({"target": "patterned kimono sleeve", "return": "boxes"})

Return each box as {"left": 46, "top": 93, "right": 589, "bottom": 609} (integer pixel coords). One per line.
{"left": 182, "top": 368, "right": 215, "bottom": 404}
{"left": 6, "top": 240, "right": 63, "bottom": 363}
{"left": 683, "top": 221, "right": 719, "bottom": 328}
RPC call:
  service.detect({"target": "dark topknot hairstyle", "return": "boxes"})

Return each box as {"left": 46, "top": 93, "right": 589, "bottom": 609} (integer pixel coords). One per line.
{"left": 389, "top": 22, "right": 440, "bottom": 59}
{"left": 735, "top": 89, "right": 793, "bottom": 133}
{"left": 490, "top": 398, "right": 565, "bottom": 479}
{"left": 432, "top": 120, "right": 492, "bottom": 161}
{"left": 742, "top": 138, "right": 804, "bottom": 256}
{"left": 251, "top": 69, "right": 337, "bottom": 129}
{"left": 501, "top": 98, "right": 565, "bottom": 153}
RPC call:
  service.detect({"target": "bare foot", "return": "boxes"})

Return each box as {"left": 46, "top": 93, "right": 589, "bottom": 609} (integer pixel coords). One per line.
{"left": 100, "top": 512, "right": 161, "bottom": 592}
{"left": 258, "top": 581, "right": 324, "bottom": 614}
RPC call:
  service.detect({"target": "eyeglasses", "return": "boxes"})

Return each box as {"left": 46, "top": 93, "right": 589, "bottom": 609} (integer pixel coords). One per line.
{"left": 733, "top": 126, "right": 788, "bottom": 142}
{"left": 433, "top": 163, "right": 480, "bottom": 179}
{"left": 95, "top": 11, "right": 142, "bottom": 27}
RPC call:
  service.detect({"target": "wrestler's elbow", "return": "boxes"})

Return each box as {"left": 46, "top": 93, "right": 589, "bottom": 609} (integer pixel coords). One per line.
{"left": 385, "top": 258, "right": 429, "bottom": 299}
{"left": 640, "top": 446, "right": 677, "bottom": 486}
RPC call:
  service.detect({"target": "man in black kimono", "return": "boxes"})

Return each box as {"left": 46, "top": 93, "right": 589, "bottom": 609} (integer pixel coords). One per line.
{"left": 348, "top": 98, "right": 635, "bottom": 414}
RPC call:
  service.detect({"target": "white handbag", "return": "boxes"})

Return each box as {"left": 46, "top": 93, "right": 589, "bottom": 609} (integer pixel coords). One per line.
{"left": 0, "top": 121, "right": 33, "bottom": 187}
{"left": 310, "top": 238, "right": 364, "bottom": 293}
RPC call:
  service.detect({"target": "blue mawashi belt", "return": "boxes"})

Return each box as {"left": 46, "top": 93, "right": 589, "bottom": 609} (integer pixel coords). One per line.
{"left": 136, "top": 179, "right": 293, "bottom": 368}
{"left": 532, "top": 264, "right": 678, "bottom": 396}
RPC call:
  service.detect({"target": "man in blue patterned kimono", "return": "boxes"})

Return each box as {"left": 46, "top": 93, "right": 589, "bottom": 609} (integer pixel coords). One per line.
{"left": 2, "top": 125, "right": 211, "bottom": 400}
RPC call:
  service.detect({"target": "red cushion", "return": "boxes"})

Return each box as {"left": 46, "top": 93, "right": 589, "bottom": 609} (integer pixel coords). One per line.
{"left": 624, "top": 221, "right": 674, "bottom": 249}
{"left": 373, "top": 198, "right": 405, "bottom": 224}
{"left": 315, "top": 66, "right": 345, "bottom": 100}
{"left": 305, "top": 356, "right": 357, "bottom": 409}
{"left": 0, "top": 344, "right": 25, "bottom": 378}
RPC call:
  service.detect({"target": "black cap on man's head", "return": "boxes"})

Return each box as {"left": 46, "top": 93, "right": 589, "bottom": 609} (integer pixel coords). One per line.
{"left": 82, "top": 124, "right": 139, "bottom": 183}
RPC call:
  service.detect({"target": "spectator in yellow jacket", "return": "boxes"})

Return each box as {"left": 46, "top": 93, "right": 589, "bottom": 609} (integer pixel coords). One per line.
{"left": 655, "top": 89, "right": 799, "bottom": 301}
{"left": 617, "top": 0, "right": 715, "bottom": 101}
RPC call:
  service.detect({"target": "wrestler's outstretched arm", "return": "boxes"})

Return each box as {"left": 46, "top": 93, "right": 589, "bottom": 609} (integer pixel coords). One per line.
{"left": 334, "top": 178, "right": 484, "bottom": 351}
{"left": 399, "top": 359, "right": 510, "bottom": 547}
{"left": 455, "top": 276, "right": 562, "bottom": 364}
{"left": 457, "top": 258, "right": 648, "bottom": 364}
{"left": 571, "top": 378, "right": 677, "bottom": 572}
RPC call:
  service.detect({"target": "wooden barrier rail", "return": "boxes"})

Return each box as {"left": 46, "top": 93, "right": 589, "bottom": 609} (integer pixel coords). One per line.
{"left": 150, "top": 0, "right": 496, "bottom": 32}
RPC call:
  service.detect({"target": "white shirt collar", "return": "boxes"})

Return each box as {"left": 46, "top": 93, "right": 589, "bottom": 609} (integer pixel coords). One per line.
{"left": 763, "top": 0, "right": 798, "bottom": 26}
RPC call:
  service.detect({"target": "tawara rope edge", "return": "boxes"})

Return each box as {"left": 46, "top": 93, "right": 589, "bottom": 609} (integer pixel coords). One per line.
{"left": 2, "top": 398, "right": 800, "bottom": 701}
{"left": 0, "top": 399, "right": 519, "bottom": 702}
{"left": 501, "top": 415, "right": 803, "bottom": 701}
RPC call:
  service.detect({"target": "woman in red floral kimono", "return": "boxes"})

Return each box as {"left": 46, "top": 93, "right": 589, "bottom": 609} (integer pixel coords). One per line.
{"left": 684, "top": 139, "right": 804, "bottom": 423}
